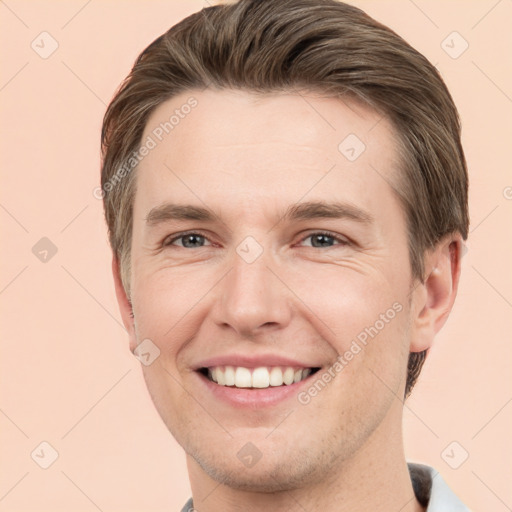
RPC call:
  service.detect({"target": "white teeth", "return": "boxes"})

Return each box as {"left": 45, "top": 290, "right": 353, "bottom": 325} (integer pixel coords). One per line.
{"left": 235, "top": 367, "right": 252, "bottom": 388}
{"left": 224, "top": 365, "right": 235, "bottom": 386}
{"left": 283, "top": 367, "right": 295, "bottom": 385}
{"left": 206, "top": 365, "right": 315, "bottom": 388}
{"left": 252, "top": 367, "right": 270, "bottom": 388}
{"left": 269, "top": 367, "right": 283, "bottom": 386}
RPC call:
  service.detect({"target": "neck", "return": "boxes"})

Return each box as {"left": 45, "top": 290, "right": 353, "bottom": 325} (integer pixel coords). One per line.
{"left": 186, "top": 401, "right": 424, "bottom": 512}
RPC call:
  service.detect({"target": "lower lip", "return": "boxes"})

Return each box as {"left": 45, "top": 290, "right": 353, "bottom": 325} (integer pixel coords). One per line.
{"left": 195, "top": 371, "right": 317, "bottom": 408}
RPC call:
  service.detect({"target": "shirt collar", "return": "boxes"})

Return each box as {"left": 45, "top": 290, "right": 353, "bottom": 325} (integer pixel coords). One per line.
{"left": 408, "top": 463, "right": 470, "bottom": 511}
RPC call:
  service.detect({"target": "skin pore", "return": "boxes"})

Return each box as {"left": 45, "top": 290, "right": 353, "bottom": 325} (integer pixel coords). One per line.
{"left": 113, "top": 89, "right": 461, "bottom": 512}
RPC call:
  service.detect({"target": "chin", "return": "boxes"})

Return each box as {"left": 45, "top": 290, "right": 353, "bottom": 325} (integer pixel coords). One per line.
{"left": 195, "top": 453, "right": 318, "bottom": 492}
{"left": 185, "top": 433, "right": 341, "bottom": 493}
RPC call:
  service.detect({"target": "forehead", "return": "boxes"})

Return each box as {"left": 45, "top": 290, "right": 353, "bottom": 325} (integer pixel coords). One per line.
{"left": 135, "top": 88, "right": 402, "bottom": 220}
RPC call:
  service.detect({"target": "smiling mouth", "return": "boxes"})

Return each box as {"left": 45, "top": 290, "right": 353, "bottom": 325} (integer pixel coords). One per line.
{"left": 199, "top": 366, "right": 321, "bottom": 389}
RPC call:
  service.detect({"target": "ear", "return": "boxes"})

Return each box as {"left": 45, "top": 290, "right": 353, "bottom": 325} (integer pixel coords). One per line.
{"left": 409, "top": 234, "right": 464, "bottom": 353}
{"left": 112, "top": 255, "right": 137, "bottom": 353}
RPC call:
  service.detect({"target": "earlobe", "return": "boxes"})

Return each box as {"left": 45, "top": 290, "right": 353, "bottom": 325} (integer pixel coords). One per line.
{"left": 409, "top": 235, "right": 464, "bottom": 353}
{"left": 112, "top": 256, "right": 137, "bottom": 353}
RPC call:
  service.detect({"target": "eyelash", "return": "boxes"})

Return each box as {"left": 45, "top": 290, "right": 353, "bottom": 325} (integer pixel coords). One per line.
{"left": 163, "top": 230, "right": 349, "bottom": 249}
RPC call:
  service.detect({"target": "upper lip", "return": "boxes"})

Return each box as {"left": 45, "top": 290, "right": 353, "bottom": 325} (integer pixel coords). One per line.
{"left": 193, "top": 353, "right": 322, "bottom": 370}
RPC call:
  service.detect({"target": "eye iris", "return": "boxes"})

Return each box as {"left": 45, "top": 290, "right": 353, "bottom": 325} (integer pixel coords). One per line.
{"left": 312, "top": 234, "right": 334, "bottom": 247}
{"left": 182, "top": 234, "right": 204, "bottom": 248}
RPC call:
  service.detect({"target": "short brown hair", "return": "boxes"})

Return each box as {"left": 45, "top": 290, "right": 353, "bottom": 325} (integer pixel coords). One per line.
{"left": 100, "top": 0, "right": 469, "bottom": 397}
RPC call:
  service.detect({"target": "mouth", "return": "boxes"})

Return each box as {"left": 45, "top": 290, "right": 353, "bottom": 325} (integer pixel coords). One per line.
{"left": 198, "top": 365, "right": 321, "bottom": 389}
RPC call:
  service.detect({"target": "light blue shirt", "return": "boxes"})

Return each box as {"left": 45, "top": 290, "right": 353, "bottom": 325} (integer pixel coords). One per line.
{"left": 180, "top": 463, "right": 470, "bottom": 511}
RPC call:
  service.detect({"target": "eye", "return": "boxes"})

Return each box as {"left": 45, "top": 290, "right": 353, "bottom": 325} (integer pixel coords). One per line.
{"left": 299, "top": 231, "right": 349, "bottom": 248}
{"left": 163, "top": 231, "right": 212, "bottom": 248}
{"left": 162, "top": 230, "right": 349, "bottom": 250}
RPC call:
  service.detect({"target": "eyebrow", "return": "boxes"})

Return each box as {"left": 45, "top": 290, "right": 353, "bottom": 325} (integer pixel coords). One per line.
{"left": 145, "top": 200, "right": 373, "bottom": 227}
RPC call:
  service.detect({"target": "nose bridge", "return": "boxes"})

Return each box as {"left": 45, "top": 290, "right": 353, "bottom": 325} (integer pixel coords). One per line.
{"left": 216, "top": 239, "right": 291, "bottom": 335}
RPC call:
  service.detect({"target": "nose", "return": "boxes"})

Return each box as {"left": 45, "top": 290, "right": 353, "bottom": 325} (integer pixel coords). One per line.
{"left": 212, "top": 246, "right": 293, "bottom": 338}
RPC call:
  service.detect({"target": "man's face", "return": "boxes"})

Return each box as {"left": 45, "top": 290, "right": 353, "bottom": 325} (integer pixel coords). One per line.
{"left": 128, "top": 89, "right": 417, "bottom": 490}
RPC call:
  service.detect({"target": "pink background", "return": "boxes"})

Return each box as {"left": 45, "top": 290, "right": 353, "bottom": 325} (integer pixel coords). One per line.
{"left": 1, "top": 1, "right": 511, "bottom": 510}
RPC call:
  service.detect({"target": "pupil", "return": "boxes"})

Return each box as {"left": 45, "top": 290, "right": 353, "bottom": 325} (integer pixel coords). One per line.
{"left": 184, "top": 234, "right": 203, "bottom": 247}
{"left": 313, "top": 234, "right": 332, "bottom": 247}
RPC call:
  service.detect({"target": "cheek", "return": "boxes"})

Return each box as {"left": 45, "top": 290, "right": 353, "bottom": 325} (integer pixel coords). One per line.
{"left": 289, "top": 262, "right": 407, "bottom": 339}
{"left": 140, "top": 362, "right": 195, "bottom": 442}
{"left": 131, "top": 264, "right": 220, "bottom": 365}
{"left": 286, "top": 265, "right": 411, "bottom": 391}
